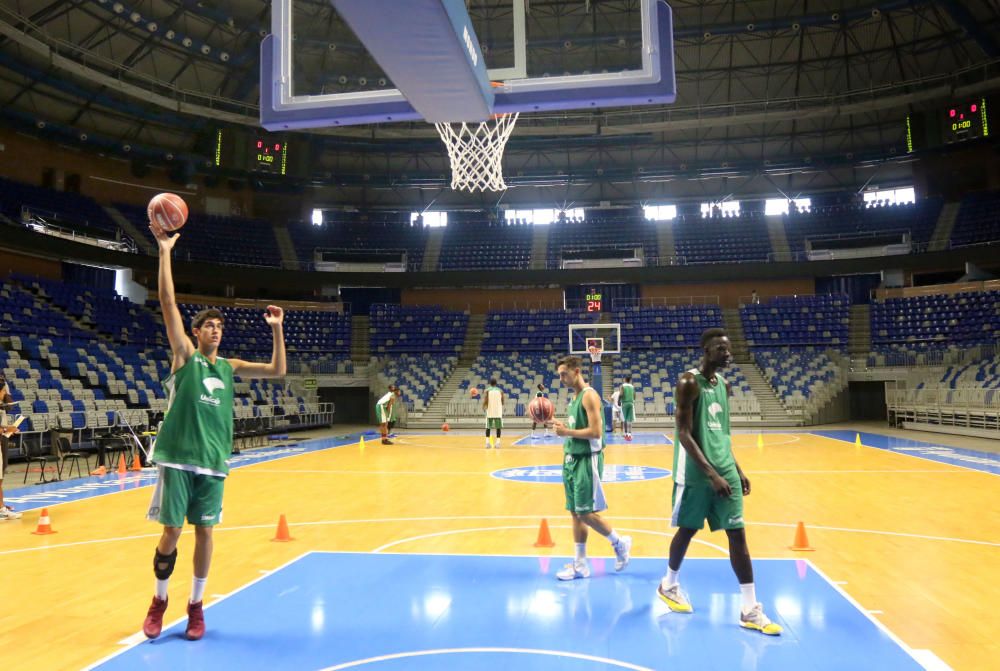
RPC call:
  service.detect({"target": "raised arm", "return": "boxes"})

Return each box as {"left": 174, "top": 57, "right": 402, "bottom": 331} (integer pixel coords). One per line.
{"left": 675, "top": 372, "right": 731, "bottom": 497}
{"left": 230, "top": 306, "right": 286, "bottom": 378}
{"left": 150, "top": 220, "right": 194, "bottom": 369}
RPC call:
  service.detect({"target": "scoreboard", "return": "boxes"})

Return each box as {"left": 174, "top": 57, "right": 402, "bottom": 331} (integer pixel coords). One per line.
{"left": 907, "top": 98, "right": 990, "bottom": 152}
{"left": 585, "top": 291, "right": 603, "bottom": 312}
{"left": 213, "top": 128, "right": 309, "bottom": 177}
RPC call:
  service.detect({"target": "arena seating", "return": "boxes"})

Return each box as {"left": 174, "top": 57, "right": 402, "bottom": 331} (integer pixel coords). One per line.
{"left": 289, "top": 216, "right": 427, "bottom": 270}
{"left": 753, "top": 348, "right": 845, "bottom": 410}
{"left": 481, "top": 310, "right": 598, "bottom": 353}
{"left": 870, "top": 292, "right": 1000, "bottom": 353}
{"left": 115, "top": 203, "right": 285, "bottom": 268}
{"left": 377, "top": 354, "right": 457, "bottom": 413}
{"left": 369, "top": 304, "right": 467, "bottom": 355}
{"left": 742, "top": 294, "right": 850, "bottom": 347}
{"left": 950, "top": 191, "right": 1000, "bottom": 247}
{"left": 672, "top": 214, "right": 771, "bottom": 263}
{"left": 613, "top": 350, "right": 759, "bottom": 417}
{"left": 784, "top": 198, "right": 942, "bottom": 253}
{"left": 438, "top": 220, "right": 532, "bottom": 270}
{"left": 0, "top": 176, "right": 117, "bottom": 234}
{"left": 546, "top": 216, "right": 659, "bottom": 268}
{"left": 614, "top": 305, "right": 723, "bottom": 349}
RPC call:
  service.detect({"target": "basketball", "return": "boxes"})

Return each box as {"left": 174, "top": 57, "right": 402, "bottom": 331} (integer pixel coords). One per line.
{"left": 441, "top": 422, "right": 450, "bottom": 432}
{"left": 528, "top": 396, "right": 555, "bottom": 423}
{"left": 148, "top": 193, "right": 189, "bottom": 232}
{"left": 469, "top": 387, "right": 480, "bottom": 397}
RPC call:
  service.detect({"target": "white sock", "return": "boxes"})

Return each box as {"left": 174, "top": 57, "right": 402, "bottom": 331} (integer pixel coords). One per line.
{"left": 663, "top": 568, "right": 680, "bottom": 587}
{"left": 607, "top": 531, "right": 620, "bottom": 546}
{"left": 740, "top": 583, "right": 756, "bottom": 612}
{"left": 574, "top": 542, "right": 586, "bottom": 561}
{"left": 155, "top": 579, "right": 169, "bottom": 600}
{"left": 191, "top": 577, "right": 207, "bottom": 604}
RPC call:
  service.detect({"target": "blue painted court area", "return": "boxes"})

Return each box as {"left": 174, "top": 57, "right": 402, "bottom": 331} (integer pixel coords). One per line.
{"left": 813, "top": 430, "right": 1000, "bottom": 475}
{"left": 493, "top": 464, "right": 671, "bottom": 484}
{"left": 4, "top": 432, "right": 373, "bottom": 512}
{"left": 92, "top": 553, "right": 922, "bottom": 671}
{"left": 515, "top": 433, "right": 671, "bottom": 447}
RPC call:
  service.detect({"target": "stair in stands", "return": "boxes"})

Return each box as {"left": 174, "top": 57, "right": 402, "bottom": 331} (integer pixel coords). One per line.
{"left": 421, "top": 227, "right": 445, "bottom": 271}
{"left": 765, "top": 218, "right": 793, "bottom": 261}
{"left": 740, "top": 363, "right": 798, "bottom": 424}
{"left": 104, "top": 205, "right": 156, "bottom": 255}
{"left": 350, "top": 315, "right": 370, "bottom": 363}
{"left": 529, "top": 225, "right": 550, "bottom": 269}
{"left": 849, "top": 304, "right": 872, "bottom": 356}
{"left": 721, "top": 308, "right": 749, "bottom": 359}
{"left": 656, "top": 219, "right": 677, "bottom": 262}
{"left": 407, "top": 313, "right": 484, "bottom": 426}
{"left": 928, "top": 201, "right": 961, "bottom": 252}
{"left": 273, "top": 225, "right": 301, "bottom": 270}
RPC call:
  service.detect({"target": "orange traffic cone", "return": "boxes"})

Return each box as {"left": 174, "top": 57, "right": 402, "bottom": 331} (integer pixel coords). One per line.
{"left": 90, "top": 465, "right": 107, "bottom": 476}
{"left": 789, "top": 521, "right": 815, "bottom": 551}
{"left": 116, "top": 453, "right": 127, "bottom": 474}
{"left": 271, "top": 514, "right": 294, "bottom": 542}
{"left": 131, "top": 453, "right": 142, "bottom": 471}
{"left": 533, "top": 518, "right": 555, "bottom": 548}
{"left": 32, "top": 508, "right": 57, "bottom": 535}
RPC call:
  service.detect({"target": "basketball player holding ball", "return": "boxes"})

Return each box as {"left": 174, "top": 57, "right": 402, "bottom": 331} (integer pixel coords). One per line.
{"left": 141, "top": 194, "right": 287, "bottom": 641}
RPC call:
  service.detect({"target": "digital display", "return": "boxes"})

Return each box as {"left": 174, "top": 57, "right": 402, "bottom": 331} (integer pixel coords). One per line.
{"left": 253, "top": 137, "right": 288, "bottom": 174}
{"left": 213, "top": 128, "right": 306, "bottom": 177}
{"left": 944, "top": 99, "right": 988, "bottom": 144}
{"left": 586, "top": 292, "right": 603, "bottom": 312}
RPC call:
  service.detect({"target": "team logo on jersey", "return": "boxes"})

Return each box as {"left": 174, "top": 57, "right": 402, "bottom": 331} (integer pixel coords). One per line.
{"left": 566, "top": 415, "right": 577, "bottom": 428}
{"left": 200, "top": 377, "right": 225, "bottom": 406}
{"left": 707, "top": 401, "right": 723, "bottom": 430}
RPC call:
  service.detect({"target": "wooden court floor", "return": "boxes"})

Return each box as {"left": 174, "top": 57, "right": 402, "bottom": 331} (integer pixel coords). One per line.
{"left": 0, "top": 430, "right": 996, "bottom": 670}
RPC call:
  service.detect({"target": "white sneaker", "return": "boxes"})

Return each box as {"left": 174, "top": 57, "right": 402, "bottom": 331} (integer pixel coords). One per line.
{"left": 657, "top": 582, "right": 693, "bottom": 613}
{"left": 0, "top": 507, "right": 22, "bottom": 520}
{"left": 556, "top": 560, "right": 591, "bottom": 581}
{"left": 613, "top": 535, "right": 632, "bottom": 571}
{"left": 740, "top": 603, "right": 782, "bottom": 635}
{"left": 495, "top": 440, "right": 501, "bottom": 449}
{"left": 485, "top": 442, "right": 492, "bottom": 449}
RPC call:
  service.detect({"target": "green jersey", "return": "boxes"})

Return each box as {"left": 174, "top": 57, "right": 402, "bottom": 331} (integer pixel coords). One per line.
{"left": 620, "top": 383, "right": 635, "bottom": 404}
{"left": 673, "top": 369, "right": 734, "bottom": 484}
{"left": 563, "top": 386, "right": 604, "bottom": 456}
{"left": 154, "top": 352, "right": 235, "bottom": 475}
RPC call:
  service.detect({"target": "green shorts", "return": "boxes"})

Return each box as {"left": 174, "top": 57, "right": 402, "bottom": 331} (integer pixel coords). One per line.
{"left": 147, "top": 466, "right": 225, "bottom": 527}
{"left": 563, "top": 451, "right": 607, "bottom": 514}
{"left": 486, "top": 417, "right": 503, "bottom": 430}
{"left": 621, "top": 403, "right": 635, "bottom": 423}
{"left": 376, "top": 403, "right": 389, "bottom": 424}
{"left": 671, "top": 468, "right": 744, "bottom": 531}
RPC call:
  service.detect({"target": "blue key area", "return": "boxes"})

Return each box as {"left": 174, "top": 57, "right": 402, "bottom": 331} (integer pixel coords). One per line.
{"left": 515, "top": 433, "right": 671, "bottom": 447}
{"left": 492, "top": 465, "right": 671, "bottom": 483}
{"left": 812, "top": 430, "right": 1000, "bottom": 475}
{"left": 92, "top": 553, "right": 922, "bottom": 671}
{"left": 5, "top": 432, "right": 375, "bottom": 512}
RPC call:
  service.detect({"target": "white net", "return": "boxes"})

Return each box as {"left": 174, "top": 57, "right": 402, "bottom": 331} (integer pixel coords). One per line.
{"left": 434, "top": 113, "right": 519, "bottom": 192}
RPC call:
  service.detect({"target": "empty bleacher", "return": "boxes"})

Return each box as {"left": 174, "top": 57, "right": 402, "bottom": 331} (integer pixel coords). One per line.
{"left": 438, "top": 220, "right": 532, "bottom": 270}
{"left": 784, "top": 197, "right": 942, "bottom": 253}
{"left": 950, "top": 191, "right": 1000, "bottom": 247}
{"left": 546, "top": 216, "right": 659, "bottom": 268}
{"left": 742, "top": 294, "right": 850, "bottom": 347}
{"left": 369, "top": 304, "right": 467, "bottom": 356}
{"left": 289, "top": 216, "right": 427, "bottom": 271}
{"left": 672, "top": 214, "right": 772, "bottom": 263}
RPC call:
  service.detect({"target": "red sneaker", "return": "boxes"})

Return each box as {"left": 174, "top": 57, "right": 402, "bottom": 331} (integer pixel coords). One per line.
{"left": 143, "top": 596, "right": 168, "bottom": 639}
{"left": 185, "top": 600, "right": 205, "bottom": 640}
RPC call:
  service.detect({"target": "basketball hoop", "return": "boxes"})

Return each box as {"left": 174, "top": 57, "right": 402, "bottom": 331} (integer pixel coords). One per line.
{"left": 434, "top": 112, "right": 519, "bottom": 192}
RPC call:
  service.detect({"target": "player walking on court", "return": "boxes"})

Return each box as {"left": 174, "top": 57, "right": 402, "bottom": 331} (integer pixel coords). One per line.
{"left": 376, "top": 385, "right": 398, "bottom": 445}
{"left": 620, "top": 376, "right": 637, "bottom": 441}
{"left": 550, "top": 355, "right": 631, "bottom": 580}
{"left": 483, "top": 378, "right": 504, "bottom": 449}
{"left": 530, "top": 383, "right": 551, "bottom": 439}
{"left": 657, "top": 328, "right": 781, "bottom": 635}
{"left": 142, "top": 218, "right": 286, "bottom": 641}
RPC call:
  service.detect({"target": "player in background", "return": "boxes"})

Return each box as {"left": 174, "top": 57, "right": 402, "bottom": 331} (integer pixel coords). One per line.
{"left": 531, "top": 383, "right": 552, "bottom": 439}
{"left": 376, "top": 385, "right": 398, "bottom": 445}
{"left": 657, "top": 328, "right": 781, "bottom": 636}
{"left": 483, "top": 378, "right": 505, "bottom": 449}
{"left": 620, "top": 375, "right": 637, "bottom": 441}
{"left": 550, "top": 355, "right": 631, "bottom": 581}
{"left": 142, "top": 218, "right": 286, "bottom": 641}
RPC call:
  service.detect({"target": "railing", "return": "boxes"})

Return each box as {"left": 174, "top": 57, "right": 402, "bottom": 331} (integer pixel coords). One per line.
{"left": 21, "top": 212, "right": 137, "bottom": 254}
{"left": 868, "top": 344, "right": 998, "bottom": 368}
{"left": 611, "top": 296, "right": 720, "bottom": 308}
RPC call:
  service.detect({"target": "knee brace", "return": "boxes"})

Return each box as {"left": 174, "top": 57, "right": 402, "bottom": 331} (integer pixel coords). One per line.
{"left": 153, "top": 548, "right": 178, "bottom": 580}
